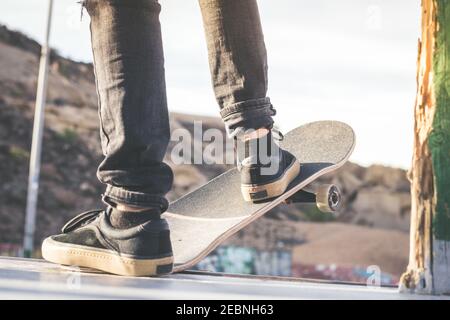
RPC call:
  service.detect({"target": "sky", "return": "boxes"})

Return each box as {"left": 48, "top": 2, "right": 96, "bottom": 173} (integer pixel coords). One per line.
{"left": 0, "top": 0, "right": 421, "bottom": 169}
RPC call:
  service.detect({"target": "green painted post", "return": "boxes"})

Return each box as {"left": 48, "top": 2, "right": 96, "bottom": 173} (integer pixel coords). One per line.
{"left": 400, "top": 0, "right": 450, "bottom": 295}
{"left": 431, "top": 0, "right": 450, "bottom": 243}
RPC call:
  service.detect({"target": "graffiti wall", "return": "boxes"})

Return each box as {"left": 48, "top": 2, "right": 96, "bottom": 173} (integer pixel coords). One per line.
{"left": 194, "top": 246, "right": 292, "bottom": 276}
{"left": 292, "top": 263, "right": 399, "bottom": 285}
{"left": 194, "top": 245, "right": 399, "bottom": 285}
{"left": 0, "top": 243, "right": 22, "bottom": 257}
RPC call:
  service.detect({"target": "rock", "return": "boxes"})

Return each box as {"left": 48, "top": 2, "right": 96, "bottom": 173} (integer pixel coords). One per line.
{"left": 332, "top": 170, "right": 363, "bottom": 196}
{"left": 76, "top": 154, "right": 90, "bottom": 167}
{"left": 80, "top": 182, "right": 96, "bottom": 194}
{"left": 50, "top": 188, "right": 78, "bottom": 208}
{"left": 364, "top": 165, "right": 410, "bottom": 192}
{"left": 41, "top": 163, "right": 62, "bottom": 182}
{"left": 350, "top": 187, "right": 410, "bottom": 232}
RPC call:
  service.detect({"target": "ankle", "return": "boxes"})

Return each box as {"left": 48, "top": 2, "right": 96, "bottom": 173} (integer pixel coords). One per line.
{"left": 109, "top": 206, "right": 161, "bottom": 229}
{"left": 235, "top": 129, "right": 279, "bottom": 169}
{"left": 241, "top": 128, "right": 270, "bottom": 141}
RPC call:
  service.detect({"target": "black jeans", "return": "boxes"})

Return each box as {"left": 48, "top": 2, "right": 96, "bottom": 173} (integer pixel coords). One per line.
{"left": 84, "top": 0, "right": 275, "bottom": 211}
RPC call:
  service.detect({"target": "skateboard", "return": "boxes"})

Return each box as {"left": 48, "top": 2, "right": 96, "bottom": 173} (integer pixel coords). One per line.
{"left": 163, "top": 120, "right": 355, "bottom": 273}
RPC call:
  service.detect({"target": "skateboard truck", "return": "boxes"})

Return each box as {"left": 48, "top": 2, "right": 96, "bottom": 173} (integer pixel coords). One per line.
{"left": 285, "top": 184, "right": 342, "bottom": 213}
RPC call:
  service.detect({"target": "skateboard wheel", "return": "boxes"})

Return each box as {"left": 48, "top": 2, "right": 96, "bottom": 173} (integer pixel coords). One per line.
{"left": 316, "top": 184, "right": 342, "bottom": 213}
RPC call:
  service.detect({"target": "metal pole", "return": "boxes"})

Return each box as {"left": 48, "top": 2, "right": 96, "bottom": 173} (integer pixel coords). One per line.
{"left": 23, "top": 0, "right": 54, "bottom": 258}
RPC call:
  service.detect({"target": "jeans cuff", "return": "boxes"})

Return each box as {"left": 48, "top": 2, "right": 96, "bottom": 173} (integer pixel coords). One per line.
{"left": 103, "top": 185, "right": 169, "bottom": 212}
{"left": 220, "top": 98, "right": 276, "bottom": 136}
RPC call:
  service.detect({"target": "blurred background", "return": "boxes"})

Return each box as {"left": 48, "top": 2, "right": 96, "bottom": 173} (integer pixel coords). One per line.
{"left": 0, "top": 0, "right": 420, "bottom": 285}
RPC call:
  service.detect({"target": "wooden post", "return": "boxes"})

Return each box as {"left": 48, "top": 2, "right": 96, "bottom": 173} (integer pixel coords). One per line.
{"left": 399, "top": 0, "right": 450, "bottom": 295}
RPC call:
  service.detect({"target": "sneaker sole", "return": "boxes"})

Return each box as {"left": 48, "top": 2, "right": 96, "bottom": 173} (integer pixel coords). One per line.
{"left": 241, "top": 159, "right": 301, "bottom": 202}
{"left": 41, "top": 237, "right": 174, "bottom": 277}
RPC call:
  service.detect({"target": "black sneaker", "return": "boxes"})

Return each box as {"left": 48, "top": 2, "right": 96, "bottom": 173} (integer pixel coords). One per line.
{"left": 41, "top": 207, "right": 173, "bottom": 276}
{"left": 237, "top": 130, "right": 300, "bottom": 202}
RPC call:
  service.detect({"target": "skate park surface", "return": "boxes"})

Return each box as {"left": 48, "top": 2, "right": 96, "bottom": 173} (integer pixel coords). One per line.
{"left": 0, "top": 257, "right": 447, "bottom": 300}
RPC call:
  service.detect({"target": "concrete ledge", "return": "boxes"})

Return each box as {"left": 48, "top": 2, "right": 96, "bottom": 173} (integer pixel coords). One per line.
{"left": 0, "top": 257, "right": 446, "bottom": 300}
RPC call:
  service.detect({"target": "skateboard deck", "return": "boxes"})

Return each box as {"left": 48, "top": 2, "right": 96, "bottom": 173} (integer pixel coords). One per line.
{"left": 163, "top": 120, "right": 355, "bottom": 273}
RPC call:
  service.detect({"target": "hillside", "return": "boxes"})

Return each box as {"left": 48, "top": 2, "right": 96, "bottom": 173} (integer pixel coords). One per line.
{"left": 0, "top": 25, "right": 410, "bottom": 280}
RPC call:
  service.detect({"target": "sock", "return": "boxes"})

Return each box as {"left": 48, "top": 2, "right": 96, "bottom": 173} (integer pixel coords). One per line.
{"left": 109, "top": 207, "right": 161, "bottom": 229}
